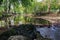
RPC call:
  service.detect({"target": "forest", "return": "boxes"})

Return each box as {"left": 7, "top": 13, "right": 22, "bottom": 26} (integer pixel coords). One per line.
{"left": 0, "top": 0, "right": 60, "bottom": 27}
{"left": 0, "top": 0, "right": 60, "bottom": 40}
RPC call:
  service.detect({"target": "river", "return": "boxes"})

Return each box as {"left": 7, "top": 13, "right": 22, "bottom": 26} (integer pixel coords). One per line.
{"left": 36, "top": 25, "right": 60, "bottom": 40}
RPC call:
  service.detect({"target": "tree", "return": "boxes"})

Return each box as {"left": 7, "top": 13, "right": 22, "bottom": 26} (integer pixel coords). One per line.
{"left": 0, "top": 0, "right": 34, "bottom": 28}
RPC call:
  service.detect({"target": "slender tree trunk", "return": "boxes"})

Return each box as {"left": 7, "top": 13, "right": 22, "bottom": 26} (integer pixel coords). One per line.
{"left": 47, "top": 0, "right": 51, "bottom": 14}
{"left": 8, "top": 2, "right": 11, "bottom": 13}
{"left": 4, "top": 0, "right": 10, "bottom": 29}
{"left": 48, "top": 5, "right": 50, "bottom": 13}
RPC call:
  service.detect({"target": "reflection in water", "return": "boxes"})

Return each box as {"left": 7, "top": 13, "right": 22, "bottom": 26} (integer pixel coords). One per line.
{"left": 36, "top": 25, "right": 60, "bottom": 40}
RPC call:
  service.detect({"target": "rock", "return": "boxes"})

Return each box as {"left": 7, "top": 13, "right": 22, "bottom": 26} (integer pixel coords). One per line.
{"left": 8, "top": 35, "right": 31, "bottom": 40}
{"left": 0, "top": 24, "right": 36, "bottom": 40}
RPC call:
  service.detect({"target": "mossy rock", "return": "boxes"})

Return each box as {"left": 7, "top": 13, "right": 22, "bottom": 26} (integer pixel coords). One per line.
{"left": 0, "top": 24, "right": 36, "bottom": 40}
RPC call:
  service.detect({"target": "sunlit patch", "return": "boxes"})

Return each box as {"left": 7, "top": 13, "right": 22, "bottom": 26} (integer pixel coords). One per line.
{"left": 37, "top": 0, "right": 43, "bottom": 2}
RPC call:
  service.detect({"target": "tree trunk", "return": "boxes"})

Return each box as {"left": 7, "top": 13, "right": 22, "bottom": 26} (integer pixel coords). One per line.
{"left": 4, "top": 0, "right": 11, "bottom": 29}
{"left": 47, "top": 0, "right": 51, "bottom": 14}
{"left": 48, "top": 5, "right": 50, "bottom": 13}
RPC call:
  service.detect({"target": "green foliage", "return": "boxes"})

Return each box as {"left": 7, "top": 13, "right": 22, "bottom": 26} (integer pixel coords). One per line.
{"left": 25, "top": 17, "right": 33, "bottom": 23}
{"left": 21, "top": 0, "right": 33, "bottom": 7}
{"left": 0, "top": 0, "right": 3, "bottom": 5}
{"left": 34, "top": 2, "right": 48, "bottom": 13}
{"left": 0, "top": 6, "right": 4, "bottom": 12}
{"left": 50, "top": 0, "right": 58, "bottom": 10}
{"left": 0, "top": 0, "right": 60, "bottom": 25}
{"left": 14, "top": 15, "right": 25, "bottom": 24}
{"left": 58, "top": 5, "right": 60, "bottom": 9}
{"left": 33, "top": 18, "right": 50, "bottom": 24}
{"left": 0, "top": 0, "right": 60, "bottom": 13}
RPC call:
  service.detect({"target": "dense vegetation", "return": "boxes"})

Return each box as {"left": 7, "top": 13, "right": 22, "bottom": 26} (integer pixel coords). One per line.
{"left": 0, "top": 0, "right": 60, "bottom": 27}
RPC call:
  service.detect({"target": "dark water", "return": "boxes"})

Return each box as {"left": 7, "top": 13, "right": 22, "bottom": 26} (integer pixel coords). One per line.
{"left": 36, "top": 26, "right": 60, "bottom": 40}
